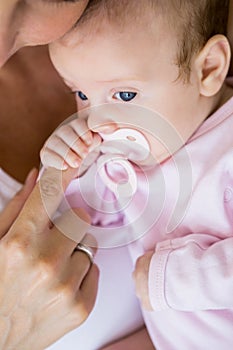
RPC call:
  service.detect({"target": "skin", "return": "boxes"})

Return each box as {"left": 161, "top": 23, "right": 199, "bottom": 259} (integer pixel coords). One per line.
{"left": 44, "top": 7, "right": 232, "bottom": 334}
{"left": 0, "top": 167, "right": 99, "bottom": 349}
{"left": 0, "top": 0, "right": 89, "bottom": 67}
{"left": 47, "top": 17, "right": 229, "bottom": 167}
{"left": 0, "top": 1, "right": 100, "bottom": 348}
{"left": 50, "top": 25, "right": 202, "bottom": 161}
{"left": 0, "top": 1, "right": 233, "bottom": 349}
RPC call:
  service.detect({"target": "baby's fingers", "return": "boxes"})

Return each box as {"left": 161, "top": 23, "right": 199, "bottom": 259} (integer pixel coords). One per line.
{"left": 40, "top": 148, "right": 68, "bottom": 170}
{"left": 41, "top": 142, "right": 82, "bottom": 170}
{"left": 133, "top": 252, "right": 154, "bottom": 311}
{"left": 56, "top": 125, "right": 89, "bottom": 159}
{"left": 69, "top": 118, "right": 93, "bottom": 146}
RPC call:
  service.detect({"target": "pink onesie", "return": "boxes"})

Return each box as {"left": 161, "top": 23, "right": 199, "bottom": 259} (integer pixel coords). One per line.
{"left": 136, "top": 97, "right": 233, "bottom": 349}
{"left": 61, "top": 96, "right": 233, "bottom": 349}
{"left": 2, "top": 97, "right": 233, "bottom": 349}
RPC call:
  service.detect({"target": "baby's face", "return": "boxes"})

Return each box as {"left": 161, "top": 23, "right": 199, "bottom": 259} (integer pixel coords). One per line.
{"left": 49, "top": 18, "right": 207, "bottom": 162}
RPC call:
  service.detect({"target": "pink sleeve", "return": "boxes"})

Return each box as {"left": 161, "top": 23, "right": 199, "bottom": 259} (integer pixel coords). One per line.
{"left": 148, "top": 233, "right": 233, "bottom": 311}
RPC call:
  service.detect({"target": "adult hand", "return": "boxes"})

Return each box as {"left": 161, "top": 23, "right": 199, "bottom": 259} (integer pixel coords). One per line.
{"left": 0, "top": 167, "right": 99, "bottom": 350}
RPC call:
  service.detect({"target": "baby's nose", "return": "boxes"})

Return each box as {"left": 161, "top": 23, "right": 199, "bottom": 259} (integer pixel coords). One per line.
{"left": 89, "top": 120, "right": 118, "bottom": 134}
{"left": 87, "top": 105, "right": 120, "bottom": 134}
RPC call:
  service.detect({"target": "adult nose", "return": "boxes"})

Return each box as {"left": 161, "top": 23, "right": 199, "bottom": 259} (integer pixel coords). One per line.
{"left": 0, "top": 2, "right": 20, "bottom": 68}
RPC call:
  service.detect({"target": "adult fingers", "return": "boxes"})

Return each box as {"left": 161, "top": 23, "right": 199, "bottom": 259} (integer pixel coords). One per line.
{"left": 44, "top": 208, "right": 91, "bottom": 258}
{"left": 11, "top": 167, "right": 78, "bottom": 235}
{"left": 78, "top": 264, "right": 99, "bottom": 314}
{"left": 0, "top": 168, "right": 38, "bottom": 238}
{"left": 60, "top": 249, "right": 95, "bottom": 293}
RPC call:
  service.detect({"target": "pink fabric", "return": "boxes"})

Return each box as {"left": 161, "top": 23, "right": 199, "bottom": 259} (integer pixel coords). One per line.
{"left": 2, "top": 96, "right": 232, "bottom": 348}
{"left": 0, "top": 168, "right": 21, "bottom": 212}
{"left": 63, "top": 96, "right": 233, "bottom": 349}
{"left": 132, "top": 97, "right": 233, "bottom": 349}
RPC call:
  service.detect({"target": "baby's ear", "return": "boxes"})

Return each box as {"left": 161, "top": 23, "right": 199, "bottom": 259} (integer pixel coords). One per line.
{"left": 195, "top": 35, "right": 231, "bottom": 97}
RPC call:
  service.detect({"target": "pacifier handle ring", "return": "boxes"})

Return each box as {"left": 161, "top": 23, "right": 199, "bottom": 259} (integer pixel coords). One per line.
{"left": 97, "top": 154, "right": 137, "bottom": 198}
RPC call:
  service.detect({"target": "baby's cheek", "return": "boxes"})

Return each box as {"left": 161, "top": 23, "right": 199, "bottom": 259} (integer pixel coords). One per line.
{"left": 76, "top": 98, "right": 89, "bottom": 112}
{"left": 146, "top": 133, "right": 173, "bottom": 164}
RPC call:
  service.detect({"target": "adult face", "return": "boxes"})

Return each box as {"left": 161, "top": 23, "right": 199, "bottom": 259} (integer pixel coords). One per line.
{"left": 0, "top": 0, "right": 89, "bottom": 67}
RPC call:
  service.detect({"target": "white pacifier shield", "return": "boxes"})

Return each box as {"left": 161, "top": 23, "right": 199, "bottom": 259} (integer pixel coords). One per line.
{"left": 99, "top": 128, "right": 150, "bottom": 162}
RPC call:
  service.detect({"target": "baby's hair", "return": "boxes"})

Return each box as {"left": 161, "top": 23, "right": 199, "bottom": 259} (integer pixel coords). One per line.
{"left": 69, "top": 0, "right": 230, "bottom": 81}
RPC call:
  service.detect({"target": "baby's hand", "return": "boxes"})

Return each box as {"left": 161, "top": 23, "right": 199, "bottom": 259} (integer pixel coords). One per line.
{"left": 133, "top": 251, "right": 154, "bottom": 311}
{"left": 40, "top": 117, "right": 102, "bottom": 170}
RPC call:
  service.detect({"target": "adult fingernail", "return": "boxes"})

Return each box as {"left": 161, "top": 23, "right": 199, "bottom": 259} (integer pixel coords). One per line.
{"left": 25, "top": 168, "right": 38, "bottom": 185}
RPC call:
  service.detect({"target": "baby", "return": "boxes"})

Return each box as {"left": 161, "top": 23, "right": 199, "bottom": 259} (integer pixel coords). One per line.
{"left": 42, "top": 0, "right": 233, "bottom": 349}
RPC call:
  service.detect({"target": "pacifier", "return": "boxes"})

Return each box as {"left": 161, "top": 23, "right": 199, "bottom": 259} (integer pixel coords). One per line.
{"left": 96, "top": 128, "right": 150, "bottom": 198}
{"left": 99, "top": 128, "right": 150, "bottom": 163}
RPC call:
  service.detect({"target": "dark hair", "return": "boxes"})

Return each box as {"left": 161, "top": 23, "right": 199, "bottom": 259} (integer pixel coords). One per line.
{"left": 73, "top": 0, "right": 230, "bottom": 80}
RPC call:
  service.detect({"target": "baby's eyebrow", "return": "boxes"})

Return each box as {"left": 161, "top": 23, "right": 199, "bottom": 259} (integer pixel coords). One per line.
{"left": 42, "top": 0, "right": 82, "bottom": 3}
{"left": 96, "top": 77, "right": 144, "bottom": 83}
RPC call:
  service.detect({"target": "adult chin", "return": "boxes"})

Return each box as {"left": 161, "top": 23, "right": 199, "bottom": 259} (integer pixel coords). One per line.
{"left": 0, "top": 0, "right": 89, "bottom": 68}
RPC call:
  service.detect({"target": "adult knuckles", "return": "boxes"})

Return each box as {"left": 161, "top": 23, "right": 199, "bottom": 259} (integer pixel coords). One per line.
{"left": 1, "top": 235, "right": 56, "bottom": 273}
{"left": 39, "top": 174, "right": 61, "bottom": 199}
{"left": 9, "top": 212, "right": 43, "bottom": 242}
{"left": 35, "top": 256, "right": 60, "bottom": 283}
{"left": 2, "top": 233, "right": 32, "bottom": 262}
{"left": 55, "top": 282, "right": 77, "bottom": 305}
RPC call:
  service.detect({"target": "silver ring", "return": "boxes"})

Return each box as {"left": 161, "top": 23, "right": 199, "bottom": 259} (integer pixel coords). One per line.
{"left": 75, "top": 243, "right": 95, "bottom": 264}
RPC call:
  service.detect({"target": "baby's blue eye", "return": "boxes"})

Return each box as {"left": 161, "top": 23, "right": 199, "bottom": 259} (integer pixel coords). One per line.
{"left": 77, "top": 91, "right": 88, "bottom": 101}
{"left": 114, "top": 91, "right": 137, "bottom": 102}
